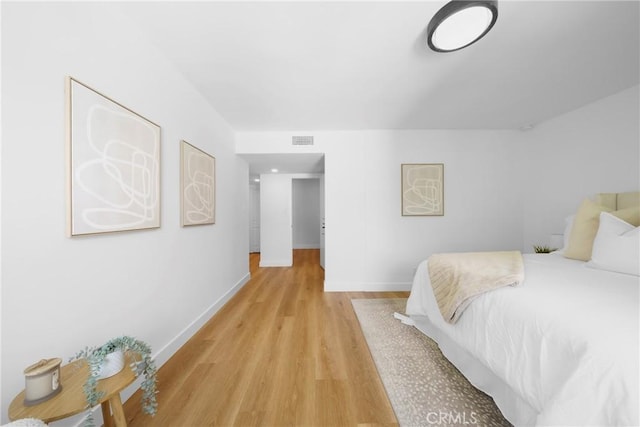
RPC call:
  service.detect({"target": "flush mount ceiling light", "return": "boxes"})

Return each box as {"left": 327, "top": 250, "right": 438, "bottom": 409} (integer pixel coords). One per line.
{"left": 427, "top": 0, "right": 498, "bottom": 52}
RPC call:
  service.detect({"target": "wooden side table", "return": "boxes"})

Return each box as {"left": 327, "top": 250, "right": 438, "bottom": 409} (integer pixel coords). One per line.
{"left": 9, "top": 353, "right": 138, "bottom": 427}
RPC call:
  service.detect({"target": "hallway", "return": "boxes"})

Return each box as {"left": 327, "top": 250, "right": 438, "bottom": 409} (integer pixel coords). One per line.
{"left": 125, "top": 249, "right": 408, "bottom": 426}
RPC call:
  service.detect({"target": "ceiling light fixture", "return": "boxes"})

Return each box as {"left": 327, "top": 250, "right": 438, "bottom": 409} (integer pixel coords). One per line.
{"left": 427, "top": 0, "right": 498, "bottom": 53}
{"left": 271, "top": 168, "right": 279, "bottom": 173}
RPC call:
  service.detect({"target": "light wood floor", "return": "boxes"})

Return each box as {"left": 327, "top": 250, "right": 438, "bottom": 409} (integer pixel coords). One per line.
{"left": 124, "top": 249, "right": 409, "bottom": 426}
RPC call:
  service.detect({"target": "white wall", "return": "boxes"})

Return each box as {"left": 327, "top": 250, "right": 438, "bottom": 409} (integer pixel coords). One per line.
{"left": 521, "top": 85, "right": 640, "bottom": 250}
{"left": 259, "top": 174, "right": 292, "bottom": 266}
{"left": 293, "top": 179, "right": 320, "bottom": 249}
{"left": 3, "top": 2, "right": 635, "bottom": 419}
{"left": 238, "top": 87, "right": 639, "bottom": 292}
{"left": 1, "top": 3, "right": 249, "bottom": 423}
{"left": 237, "top": 130, "right": 524, "bottom": 291}
{"left": 249, "top": 183, "right": 261, "bottom": 253}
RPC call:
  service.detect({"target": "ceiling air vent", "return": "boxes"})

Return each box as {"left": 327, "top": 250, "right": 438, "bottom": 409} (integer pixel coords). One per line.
{"left": 292, "top": 135, "right": 314, "bottom": 146}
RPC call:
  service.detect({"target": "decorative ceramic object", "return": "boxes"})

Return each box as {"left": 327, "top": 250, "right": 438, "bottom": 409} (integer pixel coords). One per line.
{"left": 96, "top": 350, "right": 125, "bottom": 379}
{"left": 70, "top": 336, "right": 158, "bottom": 427}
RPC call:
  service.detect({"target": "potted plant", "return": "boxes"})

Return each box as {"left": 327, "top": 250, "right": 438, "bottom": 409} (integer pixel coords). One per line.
{"left": 70, "top": 336, "right": 158, "bottom": 427}
{"left": 533, "top": 245, "right": 557, "bottom": 253}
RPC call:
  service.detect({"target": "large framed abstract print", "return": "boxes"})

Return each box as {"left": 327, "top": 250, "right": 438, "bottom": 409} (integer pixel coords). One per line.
{"left": 401, "top": 163, "right": 444, "bottom": 216}
{"left": 66, "top": 77, "right": 161, "bottom": 236}
{"left": 180, "top": 140, "right": 216, "bottom": 226}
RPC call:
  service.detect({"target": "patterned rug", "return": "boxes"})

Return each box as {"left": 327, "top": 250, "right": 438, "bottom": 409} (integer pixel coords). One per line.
{"left": 351, "top": 298, "right": 510, "bottom": 427}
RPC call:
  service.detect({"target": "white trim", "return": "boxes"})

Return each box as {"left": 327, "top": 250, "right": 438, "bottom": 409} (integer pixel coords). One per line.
{"left": 293, "top": 243, "right": 320, "bottom": 249}
{"left": 151, "top": 272, "right": 251, "bottom": 366}
{"left": 259, "top": 259, "right": 293, "bottom": 267}
{"left": 73, "top": 272, "right": 251, "bottom": 427}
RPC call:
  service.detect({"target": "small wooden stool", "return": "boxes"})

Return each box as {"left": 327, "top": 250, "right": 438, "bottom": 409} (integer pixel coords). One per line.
{"left": 9, "top": 354, "right": 138, "bottom": 427}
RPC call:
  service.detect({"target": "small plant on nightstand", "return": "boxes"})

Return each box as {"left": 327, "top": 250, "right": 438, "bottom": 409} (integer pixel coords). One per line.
{"left": 533, "top": 245, "right": 557, "bottom": 254}
{"left": 70, "top": 336, "right": 158, "bottom": 427}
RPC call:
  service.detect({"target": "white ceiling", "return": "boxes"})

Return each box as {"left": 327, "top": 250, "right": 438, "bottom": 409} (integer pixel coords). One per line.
{"left": 121, "top": 1, "right": 639, "bottom": 132}
{"left": 119, "top": 1, "right": 639, "bottom": 176}
{"left": 239, "top": 153, "right": 325, "bottom": 176}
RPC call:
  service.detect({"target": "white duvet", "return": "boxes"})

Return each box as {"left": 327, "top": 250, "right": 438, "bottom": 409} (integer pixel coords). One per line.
{"left": 406, "top": 253, "right": 639, "bottom": 426}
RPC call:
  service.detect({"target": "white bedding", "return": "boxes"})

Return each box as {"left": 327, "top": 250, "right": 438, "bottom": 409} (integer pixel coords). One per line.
{"left": 406, "top": 252, "right": 639, "bottom": 426}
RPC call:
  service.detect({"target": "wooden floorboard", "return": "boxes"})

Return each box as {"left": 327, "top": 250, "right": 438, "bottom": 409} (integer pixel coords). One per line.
{"left": 124, "top": 249, "right": 409, "bottom": 426}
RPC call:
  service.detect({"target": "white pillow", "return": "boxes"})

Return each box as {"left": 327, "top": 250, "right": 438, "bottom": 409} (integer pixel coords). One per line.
{"left": 561, "top": 214, "right": 575, "bottom": 252}
{"left": 552, "top": 214, "right": 574, "bottom": 254}
{"left": 587, "top": 212, "right": 639, "bottom": 276}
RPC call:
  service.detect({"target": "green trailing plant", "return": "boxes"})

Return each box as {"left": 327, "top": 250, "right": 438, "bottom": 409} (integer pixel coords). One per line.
{"left": 70, "top": 336, "right": 158, "bottom": 427}
{"left": 533, "top": 245, "right": 557, "bottom": 254}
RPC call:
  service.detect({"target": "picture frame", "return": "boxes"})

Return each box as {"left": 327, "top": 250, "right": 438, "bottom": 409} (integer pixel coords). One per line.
{"left": 66, "top": 77, "right": 161, "bottom": 236}
{"left": 180, "top": 140, "right": 216, "bottom": 226}
{"left": 401, "top": 163, "right": 444, "bottom": 216}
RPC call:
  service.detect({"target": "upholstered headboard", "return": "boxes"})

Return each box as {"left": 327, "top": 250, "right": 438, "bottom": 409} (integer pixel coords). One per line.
{"left": 562, "top": 191, "right": 640, "bottom": 262}
{"left": 595, "top": 191, "right": 640, "bottom": 210}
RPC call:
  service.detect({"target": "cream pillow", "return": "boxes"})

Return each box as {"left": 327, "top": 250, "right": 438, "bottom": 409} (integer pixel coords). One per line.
{"left": 564, "top": 199, "right": 640, "bottom": 261}
{"left": 564, "top": 199, "right": 612, "bottom": 261}
{"left": 611, "top": 206, "right": 640, "bottom": 226}
{"left": 587, "top": 212, "right": 639, "bottom": 276}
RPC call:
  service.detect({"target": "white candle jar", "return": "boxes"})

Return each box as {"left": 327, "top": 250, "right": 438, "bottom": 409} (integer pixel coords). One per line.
{"left": 24, "top": 358, "right": 62, "bottom": 406}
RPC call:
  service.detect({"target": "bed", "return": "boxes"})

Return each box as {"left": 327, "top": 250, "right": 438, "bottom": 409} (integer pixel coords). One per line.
{"left": 405, "top": 192, "right": 639, "bottom": 426}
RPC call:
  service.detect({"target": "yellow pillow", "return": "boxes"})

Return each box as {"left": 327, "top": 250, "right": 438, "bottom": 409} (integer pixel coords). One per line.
{"left": 564, "top": 199, "right": 611, "bottom": 261}
{"left": 612, "top": 206, "right": 640, "bottom": 226}
{"left": 564, "top": 199, "right": 640, "bottom": 261}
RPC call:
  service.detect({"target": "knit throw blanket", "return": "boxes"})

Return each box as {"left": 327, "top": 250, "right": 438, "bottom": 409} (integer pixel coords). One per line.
{"left": 428, "top": 251, "right": 524, "bottom": 324}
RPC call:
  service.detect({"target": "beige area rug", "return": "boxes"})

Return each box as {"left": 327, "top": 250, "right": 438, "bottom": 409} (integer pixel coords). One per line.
{"left": 351, "top": 298, "right": 511, "bottom": 427}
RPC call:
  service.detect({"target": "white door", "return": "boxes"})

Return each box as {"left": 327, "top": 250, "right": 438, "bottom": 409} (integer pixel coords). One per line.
{"left": 319, "top": 175, "right": 325, "bottom": 269}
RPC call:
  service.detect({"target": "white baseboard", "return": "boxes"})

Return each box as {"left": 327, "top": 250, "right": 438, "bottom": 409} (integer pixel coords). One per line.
{"left": 292, "top": 243, "right": 320, "bottom": 249}
{"left": 323, "top": 280, "right": 412, "bottom": 292}
{"left": 151, "top": 272, "right": 251, "bottom": 367}
{"left": 74, "top": 272, "right": 251, "bottom": 427}
{"left": 259, "top": 259, "right": 292, "bottom": 267}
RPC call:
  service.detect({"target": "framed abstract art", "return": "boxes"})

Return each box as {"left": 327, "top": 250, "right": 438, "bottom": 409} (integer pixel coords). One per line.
{"left": 66, "top": 77, "right": 161, "bottom": 236}
{"left": 401, "top": 163, "right": 444, "bottom": 216}
{"left": 180, "top": 140, "right": 216, "bottom": 226}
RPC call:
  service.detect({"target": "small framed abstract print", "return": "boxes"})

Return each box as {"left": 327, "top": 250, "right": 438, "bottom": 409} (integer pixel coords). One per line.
{"left": 401, "top": 163, "right": 444, "bottom": 216}
{"left": 181, "top": 140, "right": 216, "bottom": 226}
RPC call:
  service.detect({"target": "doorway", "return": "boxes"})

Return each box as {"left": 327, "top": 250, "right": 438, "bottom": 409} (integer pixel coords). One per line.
{"left": 248, "top": 174, "right": 325, "bottom": 269}
{"left": 292, "top": 177, "right": 325, "bottom": 269}
{"left": 243, "top": 152, "right": 325, "bottom": 268}
{"left": 249, "top": 182, "right": 260, "bottom": 253}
